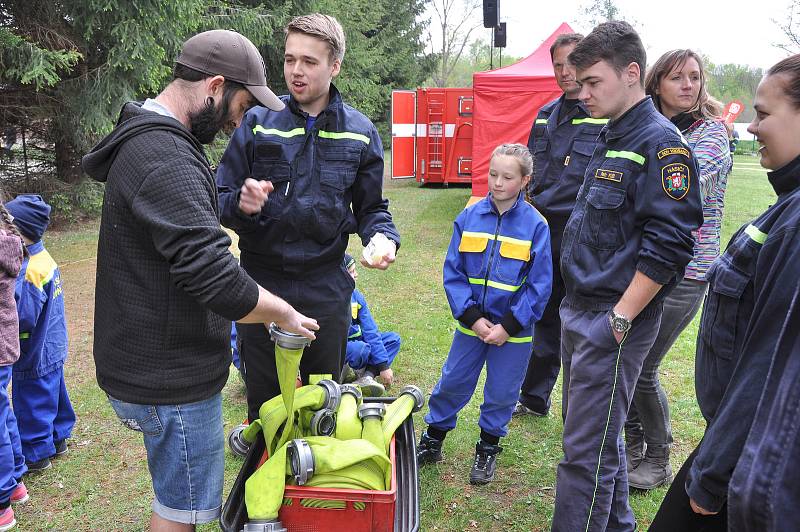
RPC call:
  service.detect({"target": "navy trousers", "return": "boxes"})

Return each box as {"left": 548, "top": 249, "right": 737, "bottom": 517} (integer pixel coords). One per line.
{"left": 518, "top": 218, "right": 566, "bottom": 414}
{"left": 552, "top": 303, "right": 661, "bottom": 532}
{"left": 238, "top": 266, "right": 353, "bottom": 422}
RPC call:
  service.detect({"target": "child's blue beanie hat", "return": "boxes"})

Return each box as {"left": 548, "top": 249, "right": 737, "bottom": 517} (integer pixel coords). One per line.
{"left": 6, "top": 194, "right": 51, "bottom": 242}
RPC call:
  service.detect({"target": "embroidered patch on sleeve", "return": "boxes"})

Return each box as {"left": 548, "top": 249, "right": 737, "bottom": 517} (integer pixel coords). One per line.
{"left": 661, "top": 163, "right": 691, "bottom": 200}
{"left": 657, "top": 147, "right": 690, "bottom": 159}
{"left": 595, "top": 168, "right": 623, "bottom": 182}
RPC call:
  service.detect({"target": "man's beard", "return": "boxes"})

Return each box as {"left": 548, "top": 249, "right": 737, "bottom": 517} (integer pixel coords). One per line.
{"left": 187, "top": 95, "right": 232, "bottom": 144}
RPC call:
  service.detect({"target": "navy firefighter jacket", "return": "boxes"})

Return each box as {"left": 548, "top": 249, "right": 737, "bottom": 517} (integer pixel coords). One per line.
{"left": 527, "top": 95, "right": 607, "bottom": 226}
{"left": 560, "top": 97, "right": 703, "bottom": 314}
{"left": 443, "top": 193, "right": 552, "bottom": 338}
{"left": 14, "top": 240, "right": 68, "bottom": 378}
{"left": 686, "top": 154, "right": 800, "bottom": 514}
{"left": 216, "top": 84, "right": 399, "bottom": 277}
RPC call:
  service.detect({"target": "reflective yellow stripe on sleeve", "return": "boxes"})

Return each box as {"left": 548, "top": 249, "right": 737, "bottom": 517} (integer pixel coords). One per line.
{"left": 605, "top": 150, "right": 645, "bottom": 165}
{"left": 456, "top": 323, "right": 532, "bottom": 343}
{"left": 744, "top": 224, "right": 768, "bottom": 244}
{"left": 535, "top": 118, "right": 548, "bottom": 125}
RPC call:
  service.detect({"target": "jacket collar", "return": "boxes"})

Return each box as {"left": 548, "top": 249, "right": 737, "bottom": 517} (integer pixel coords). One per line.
{"left": 287, "top": 83, "right": 343, "bottom": 122}
{"left": 550, "top": 94, "right": 591, "bottom": 123}
{"left": 768, "top": 153, "right": 800, "bottom": 197}
{"left": 603, "top": 96, "right": 655, "bottom": 142}
{"left": 477, "top": 191, "right": 526, "bottom": 215}
{"left": 25, "top": 240, "right": 44, "bottom": 255}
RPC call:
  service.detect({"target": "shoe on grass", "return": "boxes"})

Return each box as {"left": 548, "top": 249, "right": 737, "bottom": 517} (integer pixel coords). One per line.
{"left": 353, "top": 375, "right": 385, "bottom": 397}
{"left": 25, "top": 458, "right": 51, "bottom": 473}
{"left": 10, "top": 483, "right": 28, "bottom": 505}
{"left": 416, "top": 432, "right": 444, "bottom": 465}
{"left": 469, "top": 440, "right": 502, "bottom": 485}
{"left": 512, "top": 401, "right": 548, "bottom": 417}
{"left": 54, "top": 440, "right": 68, "bottom": 457}
{"left": 0, "top": 507, "right": 15, "bottom": 530}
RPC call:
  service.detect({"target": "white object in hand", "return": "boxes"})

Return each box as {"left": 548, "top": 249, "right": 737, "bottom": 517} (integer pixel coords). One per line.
{"left": 362, "top": 233, "right": 393, "bottom": 265}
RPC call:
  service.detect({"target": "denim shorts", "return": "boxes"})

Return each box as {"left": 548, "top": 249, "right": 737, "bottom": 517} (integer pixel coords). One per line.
{"left": 107, "top": 393, "right": 224, "bottom": 524}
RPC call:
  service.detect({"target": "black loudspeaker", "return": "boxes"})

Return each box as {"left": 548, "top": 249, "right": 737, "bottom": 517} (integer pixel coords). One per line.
{"left": 483, "top": 0, "right": 498, "bottom": 28}
{"left": 494, "top": 22, "right": 507, "bottom": 48}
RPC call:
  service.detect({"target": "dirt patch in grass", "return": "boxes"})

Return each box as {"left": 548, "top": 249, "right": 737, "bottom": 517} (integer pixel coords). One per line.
{"left": 60, "top": 258, "right": 97, "bottom": 389}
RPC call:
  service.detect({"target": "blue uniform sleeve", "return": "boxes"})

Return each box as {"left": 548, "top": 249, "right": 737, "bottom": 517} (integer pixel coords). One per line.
{"left": 351, "top": 126, "right": 401, "bottom": 249}
{"left": 443, "top": 212, "right": 482, "bottom": 326}
{"left": 353, "top": 290, "right": 390, "bottom": 366}
{"left": 14, "top": 272, "right": 46, "bottom": 336}
{"left": 636, "top": 142, "right": 704, "bottom": 284}
{"left": 501, "top": 215, "right": 552, "bottom": 334}
{"left": 216, "top": 109, "right": 261, "bottom": 233}
{"left": 687, "top": 227, "right": 800, "bottom": 512}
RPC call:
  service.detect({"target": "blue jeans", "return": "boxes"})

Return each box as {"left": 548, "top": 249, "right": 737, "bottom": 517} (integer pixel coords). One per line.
{"left": 107, "top": 393, "right": 224, "bottom": 524}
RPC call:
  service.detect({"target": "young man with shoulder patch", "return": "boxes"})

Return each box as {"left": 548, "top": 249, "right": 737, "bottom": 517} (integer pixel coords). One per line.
{"left": 514, "top": 32, "right": 608, "bottom": 419}
{"left": 551, "top": 21, "right": 703, "bottom": 531}
{"left": 216, "top": 14, "right": 400, "bottom": 444}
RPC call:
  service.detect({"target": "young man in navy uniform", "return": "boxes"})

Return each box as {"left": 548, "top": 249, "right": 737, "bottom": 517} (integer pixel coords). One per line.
{"left": 551, "top": 21, "right": 703, "bottom": 531}
{"left": 515, "top": 32, "right": 608, "bottom": 418}
{"left": 216, "top": 14, "right": 399, "bottom": 425}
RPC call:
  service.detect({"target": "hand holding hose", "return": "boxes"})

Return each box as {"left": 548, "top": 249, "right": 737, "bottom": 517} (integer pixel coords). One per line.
{"left": 273, "top": 302, "right": 319, "bottom": 340}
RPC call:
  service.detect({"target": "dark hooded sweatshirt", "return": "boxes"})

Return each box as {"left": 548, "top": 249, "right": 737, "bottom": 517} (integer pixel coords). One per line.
{"left": 82, "top": 102, "right": 259, "bottom": 405}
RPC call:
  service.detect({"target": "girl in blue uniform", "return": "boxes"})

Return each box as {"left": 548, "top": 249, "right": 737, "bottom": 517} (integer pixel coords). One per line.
{"left": 417, "top": 143, "right": 552, "bottom": 485}
{"left": 6, "top": 195, "right": 75, "bottom": 473}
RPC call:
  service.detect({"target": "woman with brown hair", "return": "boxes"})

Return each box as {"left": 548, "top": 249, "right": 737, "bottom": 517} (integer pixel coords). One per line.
{"left": 625, "top": 49, "right": 732, "bottom": 490}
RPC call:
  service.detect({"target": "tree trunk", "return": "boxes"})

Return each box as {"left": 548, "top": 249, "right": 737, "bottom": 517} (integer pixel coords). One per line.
{"left": 54, "top": 133, "right": 81, "bottom": 184}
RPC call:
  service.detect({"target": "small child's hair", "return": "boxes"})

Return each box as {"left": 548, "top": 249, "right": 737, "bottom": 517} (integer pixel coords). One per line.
{"left": 492, "top": 143, "right": 533, "bottom": 177}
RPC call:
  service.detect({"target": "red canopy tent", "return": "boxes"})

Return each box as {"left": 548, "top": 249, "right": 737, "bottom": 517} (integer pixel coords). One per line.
{"left": 470, "top": 22, "right": 574, "bottom": 198}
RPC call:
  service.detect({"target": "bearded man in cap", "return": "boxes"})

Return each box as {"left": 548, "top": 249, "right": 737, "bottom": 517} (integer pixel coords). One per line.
{"left": 82, "top": 30, "right": 318, "bottom": 531}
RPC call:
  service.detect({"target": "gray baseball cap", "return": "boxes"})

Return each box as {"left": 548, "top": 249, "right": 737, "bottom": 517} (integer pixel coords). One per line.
{"left": 176, "top": 29, "right": 284, "bottom": 112}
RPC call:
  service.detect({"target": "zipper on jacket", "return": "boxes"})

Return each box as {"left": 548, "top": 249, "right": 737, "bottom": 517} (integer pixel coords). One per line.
{"left": 480, "top": 212, "right": 504, "bottom": 313}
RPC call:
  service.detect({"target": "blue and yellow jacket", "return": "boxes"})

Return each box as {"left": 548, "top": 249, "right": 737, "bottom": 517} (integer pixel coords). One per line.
{"left": 216, "top": 84, "right": 399, "bottom": 277}
{"left": 527, "top": 96, "right": 607, "bottom": 225}
{"left": 444, "top": 193, "right": 552, "bottom": 339}
{"left": 348, "top": 289, "right": 390, "bottom": 365}
{"left": 14, "top": 240, "right": 68, "bottom": 379}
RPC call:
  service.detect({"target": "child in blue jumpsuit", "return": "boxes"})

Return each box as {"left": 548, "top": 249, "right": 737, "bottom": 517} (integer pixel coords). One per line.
{"left": 7, "top": 195, "right": 75, "bottom": 472}
{"left": 417, "top": 144, "right": 552, "bottom": 485}
{"left": 340, "top": 253, "right": 401, "bottom": 396}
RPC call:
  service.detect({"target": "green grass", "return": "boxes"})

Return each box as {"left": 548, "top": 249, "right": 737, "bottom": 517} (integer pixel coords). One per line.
{"left": 17, "top": 154, "right": 774, "bottom": 531}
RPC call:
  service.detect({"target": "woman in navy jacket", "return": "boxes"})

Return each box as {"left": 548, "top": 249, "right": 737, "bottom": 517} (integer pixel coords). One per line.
{"left": 650, "top": 54, "right": 800, "bottom": 531}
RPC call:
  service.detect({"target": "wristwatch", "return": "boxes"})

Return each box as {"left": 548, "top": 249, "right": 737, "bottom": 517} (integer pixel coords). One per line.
{"left": 609, "top": 310, "right": 632, "bottom": 334}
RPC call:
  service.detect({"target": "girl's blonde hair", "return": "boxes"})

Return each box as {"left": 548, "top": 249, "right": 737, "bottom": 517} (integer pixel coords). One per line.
{"left": 492, "top": 143, "right": 533, "bottom": 177}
